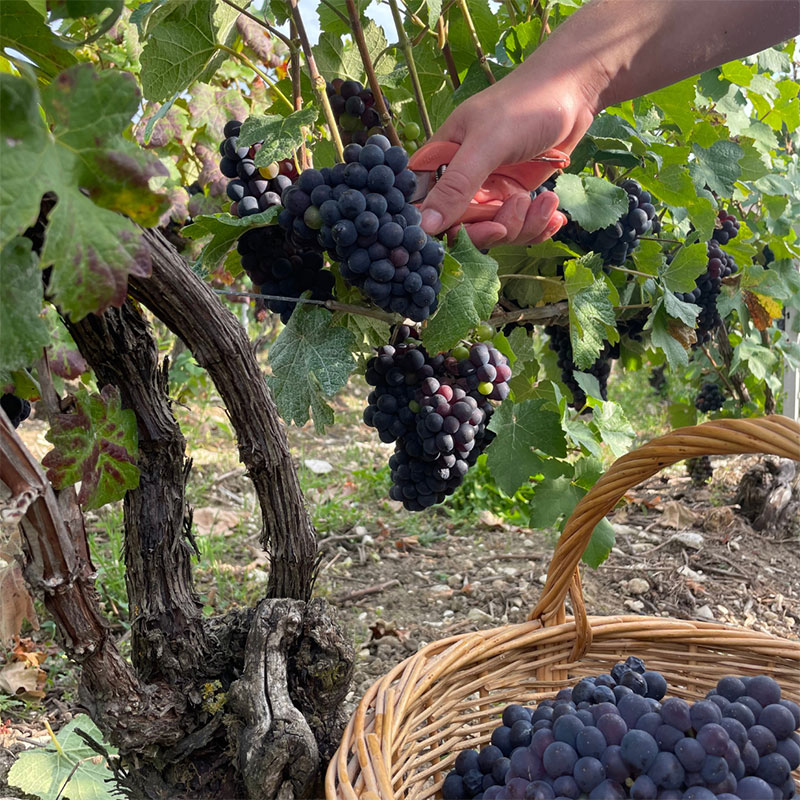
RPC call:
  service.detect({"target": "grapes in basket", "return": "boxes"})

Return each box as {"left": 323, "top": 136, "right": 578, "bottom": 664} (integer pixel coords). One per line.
{"left": 442, "top": 658, "right": 800, "bottom": 799}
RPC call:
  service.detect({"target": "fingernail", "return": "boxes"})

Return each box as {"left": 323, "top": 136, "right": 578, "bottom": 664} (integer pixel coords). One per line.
{"left": 421, "top": 209, "right": 443, "bottom": 233}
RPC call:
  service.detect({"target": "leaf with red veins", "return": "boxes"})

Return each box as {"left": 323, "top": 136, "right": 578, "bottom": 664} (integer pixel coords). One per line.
{"left": 42, "top": 385, "right": 140, "bottom": 510}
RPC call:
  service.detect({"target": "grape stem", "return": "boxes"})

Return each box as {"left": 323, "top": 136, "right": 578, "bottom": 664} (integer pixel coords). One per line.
{"left": 218, "top": 0, "right": 293, "bottom": 48}
{"left": 439, "top": 19, "right": 461, "bottom": 89}
{"left": 216, "top": 44, "right": 295, "bottom": 112}
{"left": 344, "top": 0, "right": 403, "bottom": 146}
{"left": 606, "top": 264, "right": 654, "bottom": 280}
{"left": 498, "top": 273, "right": 565, "bottom": 286}
{"left": 458, "top": 0, "right": 496, "bottom": 84}
{"left": 698, "top": 342, "right": 740, "bottom": 401}
{"left": 489, "top": 302, "right": 569, "bottom": 327}
{"left": 287, "top": 0, "right": 345, "bottom": 162}
{"left": 388, "top": 0, "right": 433, "bottom": 139}
{"left": 289, "top": 19, "right": 310, "bottom": 171}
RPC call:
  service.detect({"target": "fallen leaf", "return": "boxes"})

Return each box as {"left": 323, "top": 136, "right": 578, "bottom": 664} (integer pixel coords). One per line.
{"left": 395, "top": 536, "right": 418, "bottom": 551}
{"left": 304, "top": 458, "right": 333, "bottom": 474}
{"left": 0, "top": 547, "right": 38, "bottom": 643}
{"left": 193, "top": 507, "right": 242, "bottom": 536}
{"left": 0, "top": 660, "right": 46, "bottom": 697}
{"left": 661, "top": 500, "right": 699, "bottom": 529}
{"left": 478, "top": 511, "right": 506, "bottom": 529}
{"left": 686, "top": 579, "right": 707, "bottom": 594}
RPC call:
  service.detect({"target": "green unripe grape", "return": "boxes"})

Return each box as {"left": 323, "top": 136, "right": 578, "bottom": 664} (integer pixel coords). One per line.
{"left": 304, "top": 206, "right": 323, "bottom": 230}
{"left": 475, "top": 323, "right": 494, "bottom": 341}
{"left": 408, "top": 400, "right": 420, "bottom": 413}
{"left": 452, "top": 345, "right": 470, "bottom": 361}
{"left": 339, "top": 112, "right": 362, "bottom": 132}
{"left": 405, "top": 139, "right": 419, "bottom": 155}
{"left": 259, "top": 161, "right": 280, "bottom": 179}
{"left": 402, "top": 121, "right": 421, "bottom": 140}
{"left": 478, "top": 382, "right": 493, "bottom": 395}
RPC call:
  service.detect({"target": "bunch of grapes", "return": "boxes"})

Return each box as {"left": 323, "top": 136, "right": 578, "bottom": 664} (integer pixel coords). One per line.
{"left": 552, "top": 179, "right": 660, "bottom": 268}
{"left": 713, "top": 209, "right": 741, "bottom": 246}
{"left": 675, "top": 216, "right": 739, "bottom": 344}
{"left": 442, "top": 660, "right": 800, "bottom": 800}
{"left": 695, "top": 382, "right": 725, "bottom": 413}
{"left": 326, "top": 79, "right": 393, "bottom": 146}
{"left": 363, "top": 327, "right": 510, "bottom": 511}
{"left": 236, "top": 226, "right": 334, "bottom": 324}
{"left": 1, "top": 393, "right": 31, "bottom": 428}
{"left": 218, "top": 119, "right": 296, "bottom": 218}
{"left": 278, "top": 135, "right": 444, "bottom": 322}
{"left": 687, "top": 455, "right": 713, "bottom": 487}
{"left": 544, "top": 324, "right": 616, "bottom": 410}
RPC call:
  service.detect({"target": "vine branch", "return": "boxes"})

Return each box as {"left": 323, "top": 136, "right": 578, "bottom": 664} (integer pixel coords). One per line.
{"left": 389, "top": 0, "right": 433, "bottom": 139}
{"left": 489, "top": 301, "right": 569, "bottom": 327}
{"left": 344, "top": 0, "right": 402, "bottom": 146}
{"left": 458, "top": 0, "right": 496, "bottom": 84}
{"left": 216, "top": 43, "right": 294, "bottom": 112}
{"left": 288, "top": 0, "right": 345, "bottom": 162}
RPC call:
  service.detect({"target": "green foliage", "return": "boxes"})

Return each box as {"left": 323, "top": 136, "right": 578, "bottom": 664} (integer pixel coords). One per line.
{"left": 7, "top": 714, "right": 119, "bottom": 800}
{"left": 42, "top": 386, "right": 140, "bottom": 510}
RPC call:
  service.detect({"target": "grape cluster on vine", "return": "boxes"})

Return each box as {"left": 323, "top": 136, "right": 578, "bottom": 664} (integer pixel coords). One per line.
{"left": 1, "top": 393, "right": 31, "bottom": 428}
{"left": 442, "top": 660, "right": 800, "bottom": 800}
{"left": 695, "top": 382, "right": 725, "bottom": 413}
{"left": 236, "top": 226, "right": 334, "bottom": 324}
{"left": 218, "top": 119, "right": 296, "bottom": 218}
{"left": 687, "top": 455, "right": 713, "bottom": 487}
{"left": 326, "top": 79, "right": 393, "bottom": 146}
{"left": 675, "top": 211, "right": 739, "bottom": 345}
{"left": 546, "top": 179, "right": 660, "bottom": 268}
{"left": 363, "top": 327, "right": 509, "bottom": 511}
{"left": 278, "top": 135, "right": 444, "bottom": 322}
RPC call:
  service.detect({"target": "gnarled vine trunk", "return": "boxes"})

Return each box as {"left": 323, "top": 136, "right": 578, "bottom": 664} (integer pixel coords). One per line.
{"left": 2, "top": 227, "right": 354, "bottom": 799}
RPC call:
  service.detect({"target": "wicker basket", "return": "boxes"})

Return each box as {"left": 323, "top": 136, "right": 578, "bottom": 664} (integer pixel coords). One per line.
{"left": 326, "top": 416, "right": 800, "bottom": 799}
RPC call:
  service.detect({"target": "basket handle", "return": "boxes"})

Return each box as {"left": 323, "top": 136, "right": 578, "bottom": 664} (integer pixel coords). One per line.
{"left": 528, "top": 416, "right": 800, "bottom": 658}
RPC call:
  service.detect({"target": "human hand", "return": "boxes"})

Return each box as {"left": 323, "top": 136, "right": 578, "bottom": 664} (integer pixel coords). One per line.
{"left": 418, "top": 65, "right": 597, "bottom": 249}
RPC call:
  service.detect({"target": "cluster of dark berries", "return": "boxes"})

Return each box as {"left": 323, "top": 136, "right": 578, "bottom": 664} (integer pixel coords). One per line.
{"left": 363, "top": 327, "right": 509, "bottom": 511}
{"left": 713, "top": 210, "right": 741, "bottom": 246}
{"left": 442, "top": 660, "right": 800, "bottom": 800}
{"left": 1, "top": 394, "right": 31, "bottom": 428}
{"left": 675, "top": 222, "right": 739, "bottom": 344}
{"left": 218, "top": 119, "right": 297, "bottom": 218}
{"left": 547, "top": 179, "right": 660, "bottom": 268}
{"left": 687, "top": 456, "right": 713, "bottom": 488}
{"left": 544, "top": 324, "right": 616, "bottom": 410}
{"left": 326, "top": 78, "right": 393, "bottom": 146}
{"left": 695, "top": 382, "right": 725, "bottom": 413}
{"left": 278, "top": 136, "right": 443, "bottom": 322}
{"left": 236, "top": 226, "right": 334, "bottom": 324}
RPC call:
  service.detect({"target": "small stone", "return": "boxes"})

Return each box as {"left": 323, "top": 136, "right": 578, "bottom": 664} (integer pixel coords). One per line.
{"left": 462, "top": 559, "right": 474, "bottom": 571}
{"left": 499, "top": 566, "right": 518, "bottom": 577}
{"left": 696, "top": 604, "right": 715, "bottom": 620}
{"left": 630, "top": 543, "right": 651, "bottom": 553}
{"left": 467, "top": 608, "right": 494, "bottom": 623}
{"left": 626, "top": 578, "right": 650, "bottom": 595}
{"left": 624, "top": 599, "right": 645, "bottom": 612}
{"left": 674, "top": 531, "right": 704, "bottom": 550}
{"left": 614, "top": 524, "right": 640, "bottom": 536}
{"left": 403, "top": 638, "right": 419, "bottom": 652}
{"left": 304, "top": 458, "right": 332, "bottom": 474}
{"left": 446, "top": 546, "right": 457, "bottom": 557}
{"left": 358, "top": 648, "right": 371, "bottom": 658}
{"left": 429, "top": 584, "right": 450, "bottom": 594}
{"left": 523, "top": 538, "right": 534, "bottom": 547}
{"left": 443, "top": 609, "right": 454, "bottom": 617}
{"left": 677, "top": 565, "right": 706, "bottom": 582}
{"left": 249, "top": 569, "right": 269, "bottom": 583}
{"left": 538, "top": 574, "right": 548, "bottom": 585}
{"left": 447, "top": 574, "right": 463, "bottom": 589}
{"left": 354, "top": 525, "right": 368, "bottom": 537}
{"left": 729, "top": 540, "right": 740, "bottom": 551}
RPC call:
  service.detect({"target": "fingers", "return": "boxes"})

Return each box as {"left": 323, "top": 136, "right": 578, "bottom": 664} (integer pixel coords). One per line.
{"left": 419, "top": 135, "right": 500, "bottom": 237}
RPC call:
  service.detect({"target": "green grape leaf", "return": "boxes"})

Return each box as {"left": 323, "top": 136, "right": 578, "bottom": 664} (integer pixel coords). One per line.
{"left": 487, "top": 398, "right": 565, "bottom": 496}
{"left": 592, "top": 401, "right": 635, "bottom": 457}
{"left": 188, "top": 82, "right": 250, "bottom": 141}
{"left": 422, "top": 230, "right": 500, "bottom": 354}
{"left": 42, "top": 385, "right": 140, "bottom": 510}
{"left": 0, "top": 68, "right": 167, "bottom": 321}
{"left": 409, "top": 40, "right": 447, "bottom": 97}
{"left": 689, "top": 140, "right": 743, "bottom": 195}
{"left": 313, "top": 33, "right": 363, "bottom": 82}
{"left": 553, "top": 174, "right": 628, "bottom": 232}
{"left": 0, "top": 1, "right": 78, "bottom": 77}
{"left": 267, "top": 306, "right": 356, "bottom": 433}
{"left": 7, "top": 714, "right": 118, "bottom": 800}
{"left": 659, "top": 242, "right": 708, "bottom": 293}
{"left": 139, "top": 0, "right": 238, "bottom": 102}
{"left": 0, "top": 238, "right": 50, "bottom": 383}
{"left": 506, "top": 327, "right": 540, "bottom": 401}
{"left": 453, "top": 60, "right": 513, "bottom": 105}
{"left": 238, "top": 109, "right": 318, "bottom": 167}
{"left": 647, "top": 77, "right": 697, "bottom": 135}
{"left": 757, "top": 46, "right": 792, "bottom": 74}
{"left": 583, "top": 518, "right": 616, "bottom": 569}
{"left": 529, "top": 473, "right": 580, "bottom": 530}
{"left": 317, "top": 0, "right": 368, "bottom": 37}
{"left": 631, "top": 239, "right": 665, "bottom": 277}
{"left": 502, "top": 19, "right": 541, "bottom": 64}
{"left": 663, "top": 291, "right": 700, "bottom": 327}
{"left": 447, "top": 0, "right": 499, "bottom": 73}
{"left": 646, "top": 299, "right": 691, "bottom": 368}
{"left": 638, "top": 163, "right": 696, "bottom": 207}
{"left": 564, "top": 259, "right": 618, "bottom": 370}
{"left": 183, "top": 209, "right": 281, "bottom": 274}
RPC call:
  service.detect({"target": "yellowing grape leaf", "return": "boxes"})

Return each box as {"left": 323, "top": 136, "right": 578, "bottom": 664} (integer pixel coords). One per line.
{"left": 743, "top": 290, "right": 782, "bottom": 331}
{"left": 42, "top": 385, "right": 139, "bottom": 510}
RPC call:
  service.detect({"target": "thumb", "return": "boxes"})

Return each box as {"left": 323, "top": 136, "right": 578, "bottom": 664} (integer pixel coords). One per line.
{"left": 419, "top": 137, "right": 499, "bottom": 235}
